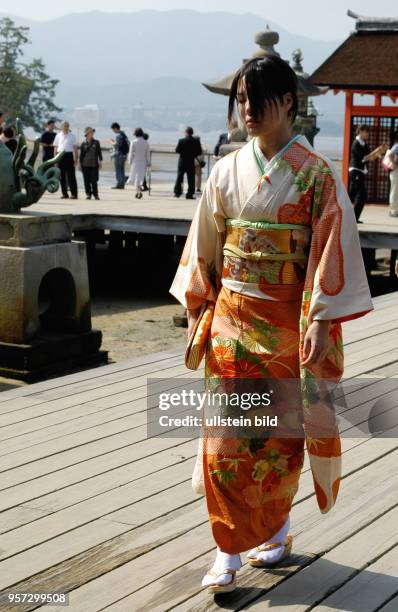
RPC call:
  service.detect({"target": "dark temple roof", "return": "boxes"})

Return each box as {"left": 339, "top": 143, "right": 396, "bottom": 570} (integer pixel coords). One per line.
{"left": 311, "top": 12, "right": 398, "bottom": 91}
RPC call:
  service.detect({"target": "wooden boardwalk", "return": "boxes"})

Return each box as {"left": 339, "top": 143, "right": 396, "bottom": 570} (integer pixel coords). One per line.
{"left": 28, "top": 185, "right": 398, "bottom": 247}
{"left": 0, "top": 293, "right": 398, "bottom": 611}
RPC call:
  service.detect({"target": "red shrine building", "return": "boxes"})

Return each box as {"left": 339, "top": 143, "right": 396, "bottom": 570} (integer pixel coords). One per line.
{"left": 311, "top": 10, "right": 398, "bottom": 203}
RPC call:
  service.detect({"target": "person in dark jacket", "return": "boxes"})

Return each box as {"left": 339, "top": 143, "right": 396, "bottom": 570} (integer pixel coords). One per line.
{"left": 174, "top": 126, "right": 202, "bottom": 199}
{"left": 40, "top": 119, "right": 57, "bottom": 162}
{"left": 0, "top": 126, "right": 17, "bottom": 155}
{"left": 213, "top": 132, "right": 230, "bottom": 158}
{"left": 79, "top": 127, "right": 102, "bottom": 200}
{"left": 110, "top": 121, "right": 129, "bottom": 189}
{"left": 348, "top": 124, "right": 387, "bottom": 222}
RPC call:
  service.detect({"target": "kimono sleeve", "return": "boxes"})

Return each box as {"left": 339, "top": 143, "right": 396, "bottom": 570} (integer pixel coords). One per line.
{"left": 305, "top": 162, "right": 373, "bottom": 324}
{"left": 169, "top": 171, "right": 225, "bottom": 310}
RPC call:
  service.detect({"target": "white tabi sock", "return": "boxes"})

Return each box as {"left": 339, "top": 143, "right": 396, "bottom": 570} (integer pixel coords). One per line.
{"left": 202, "top": 547, "right": 242, "bottom": 587}
{"left": 247, "top": 516, "right": 290, "bottom": 563}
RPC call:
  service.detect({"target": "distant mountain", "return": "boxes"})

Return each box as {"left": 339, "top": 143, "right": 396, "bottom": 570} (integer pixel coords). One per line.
{"left": 0, "top": 10, "right": 346, "bottom": 130}
{"left": 55, "top": 76, "right": 225, "bottom": 110}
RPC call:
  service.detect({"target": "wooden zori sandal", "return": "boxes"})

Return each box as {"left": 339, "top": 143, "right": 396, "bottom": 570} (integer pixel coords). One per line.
{"left": 204, "top": 569, "right": 237, "bottom": 594}
{"left": 248, "top": 534, "right": 293, "bottom": 567}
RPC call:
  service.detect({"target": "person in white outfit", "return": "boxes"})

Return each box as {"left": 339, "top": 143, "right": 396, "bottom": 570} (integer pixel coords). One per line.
{"left": 388, "top": 131, "right": 398, "bottom": 217}
{"left": 127, "top": 128, "right": 151, "bottom": 198}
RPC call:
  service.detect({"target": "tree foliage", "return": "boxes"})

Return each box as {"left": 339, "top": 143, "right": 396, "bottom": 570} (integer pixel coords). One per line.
{"left": 0, "top": 17, "right": 61, "bottom": 132}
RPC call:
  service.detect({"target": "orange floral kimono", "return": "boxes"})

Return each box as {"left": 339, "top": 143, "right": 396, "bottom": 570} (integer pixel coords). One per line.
{"left": 170, "top": 135, "right": 373, "bottom": 554}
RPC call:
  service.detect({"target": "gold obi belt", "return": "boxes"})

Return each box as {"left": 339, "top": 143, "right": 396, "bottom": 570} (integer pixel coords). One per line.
{"left": 222, "top": 219, "right": 311, "bottom": 301}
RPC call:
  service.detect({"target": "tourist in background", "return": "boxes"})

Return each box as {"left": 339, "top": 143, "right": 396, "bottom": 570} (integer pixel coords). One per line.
{"left": 127, "top": 127, "right": 151, "bottom": 199}
{"left": 348, "top": 124, "right": 387, "bottom": 222}
{"left": 142, "top": 132, "right": 150, "bottom": 192}
{"left": 110, "top": 122, "right": 130, "bottom": 189}
{"left": 174, "top": 126, "right": 202, "bottom": 199}
{"left": 40, "top": 119, "right": 57, "bottom": 162}
{"left": 213, "top": 131, "right": 230, "bottom": 159}
{"left": 79, "top": 127, "right": 102, "bottom": 200}
{"left": 194, "top": 135, "right": 205, "bottom": 194}
{"left": 387, "top": 131, "right": 398, "bottom": 217}
{"left": 54, "top": 121, "right": 79, "bottom": 199}
{"left": 0, "top": 126, "right": 17, "bottom": 155}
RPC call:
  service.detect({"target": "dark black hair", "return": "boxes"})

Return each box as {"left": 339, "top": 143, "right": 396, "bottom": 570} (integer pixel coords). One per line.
{"left": 3, "top": 126, "right": 15, "bottom": 138}
{"left": 185, "top": 126, "right": 194, "bottom": 136}
{"left": 46, "top": 119, "right": 55, "bottom": 126}
{"left": 228, "top": 55, "right": 298, "bottom": 126}
{"left": 356, "top": 124, "right": 370, "bottom": 134}
{"left": 392, "top": 130, "right": 398, "bottom": 143}
{"left": 143, "top": 132, "right": 149, "bottom": 140}
{"left": 111, "top": 122, "right": 120, "bottom": 130}
{"left": 134, "top": 127, "right": 144, "bottom": 137}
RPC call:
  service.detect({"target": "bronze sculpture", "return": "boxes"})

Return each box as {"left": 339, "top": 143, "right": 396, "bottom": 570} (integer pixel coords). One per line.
{"left": 0, "top": 118, "right": 63, "bottom": 213}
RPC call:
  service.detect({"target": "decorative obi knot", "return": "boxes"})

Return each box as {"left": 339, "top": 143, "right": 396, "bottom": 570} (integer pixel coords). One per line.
{"left": 222, "top": 219, "right": 311, "bottom": 300}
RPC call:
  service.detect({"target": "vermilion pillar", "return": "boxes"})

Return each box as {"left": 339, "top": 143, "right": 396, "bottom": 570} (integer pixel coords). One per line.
{"left": 342, "top": 92, "right": 353, "bottom": 188}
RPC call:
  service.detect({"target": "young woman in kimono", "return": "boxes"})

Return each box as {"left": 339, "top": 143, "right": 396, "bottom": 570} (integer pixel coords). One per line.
{"left": 170, "top": 56, "right": 373, "bottom": 594}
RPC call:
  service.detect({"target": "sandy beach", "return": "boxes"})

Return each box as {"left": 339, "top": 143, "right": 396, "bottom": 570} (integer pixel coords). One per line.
{"left": 91, "top": 296, "right": 186, "bottom": 363}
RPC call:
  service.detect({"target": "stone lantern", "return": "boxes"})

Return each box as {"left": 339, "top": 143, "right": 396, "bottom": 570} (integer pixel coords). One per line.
{"left": 0, "top": 121, "right": 107, "bottom": 381}
{"left": 202, "top": 26, "right": 326, "bottom": 153}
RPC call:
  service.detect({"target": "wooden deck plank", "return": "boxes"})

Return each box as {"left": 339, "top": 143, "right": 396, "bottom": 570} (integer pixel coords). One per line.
{"left": 1, "top": 358, "right": 395, "bottom": 491}
{"left": 104, "top": 553, "right": 315, "bottom": 612}
{"left": 0, "top": 424, "right": 394, "bottom": 535}
{"left": 0, "top": 349, "right": 185, "bottom": 403}
{"left": 0, "top": 506, "right": 51, "bottom": 534}
{"left": 0, "top": 460, "right": 195, "bottom": 563}
{"left": 344, "top": 351, "right": 398, "bottom": 378}
{"left": 0, "top": 292, "right": 396, "bottom": 611}
{"left": 0, "top": 415, "right": 173, "bottom": 466}
{"left": 0, "top": 502, "right": 209, "bottom": 612}
{"left": 235, "top": 506, "right": 398, "bottom": 611}
{"left": 1, "top": 369, "right": 396, "bottom": 520}
{"left": 33, "top": 450, "right": 398, "bottom": 612}
{"left": 1, "top": 323, "right": 397, "bottom": 436}
{"left": 0, "top": 373, "right": 203, "bottom": 438}
{"left": 0, "top": 440, "right": 198, "bottom": 532}
{"left": 0, "top": 362, "right": 396, "bottom": 530}
{"left": 378, "top": 595, "right": 398, "bottom": 612}
{"left": 3, "top": 348, "right": 395, "bottom": 473}
{"left": 0, "top": 293, "right": 391, "bottom": 410}
{"left": 0, "top": 483, "right": 206, "bottom": 592}
{"left": 0, "top": 357, "right": 187, "bottom": 414}
{"left": 312, "top": 545, "right": 398, "bottom": 612}
{"left": 2, "top": 442, "right": 395, "bottom": 607}
{"left": 107, "top": 505, "right": 398, "bottom": 612}
{"left": 342, "top": 310, "right": 398, "bottom": 344}
{"left": 343, "top": 332, "right": 398, "bottom": 363}
{"left": 0, "top": 427, "right": 193, "bottom": 474}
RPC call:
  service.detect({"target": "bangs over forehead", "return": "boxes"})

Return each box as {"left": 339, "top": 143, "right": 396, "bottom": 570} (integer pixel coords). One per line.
{"left": 228, "top": 56, "right": 298, "bottom": 125}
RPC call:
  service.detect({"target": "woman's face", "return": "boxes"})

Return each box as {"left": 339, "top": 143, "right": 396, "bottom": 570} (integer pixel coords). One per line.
{"left": 236, "top": 78, "right": 293, "bottom": 138}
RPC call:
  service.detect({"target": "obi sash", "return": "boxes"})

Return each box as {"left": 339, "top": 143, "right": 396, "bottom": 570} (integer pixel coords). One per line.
{"left": 222, "top": 218, "right": 311, "bottom": 301}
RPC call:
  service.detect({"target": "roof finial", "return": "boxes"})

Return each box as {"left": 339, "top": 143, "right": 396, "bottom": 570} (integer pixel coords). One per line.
{"left": 253, "top": 25, "right": 280, "bottom": 57}
{"left": 292, "top": 49, "right": 304, "bottom": 72}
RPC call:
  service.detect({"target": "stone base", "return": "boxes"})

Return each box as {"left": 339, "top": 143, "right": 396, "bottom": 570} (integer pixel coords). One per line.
{"left": 0, "top": 330, "right": 108, "bottom": 382}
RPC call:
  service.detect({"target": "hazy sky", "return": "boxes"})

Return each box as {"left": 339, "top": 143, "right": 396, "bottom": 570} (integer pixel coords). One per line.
{"left": 2, "top": 0, "right": 397, "bottom": 40}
